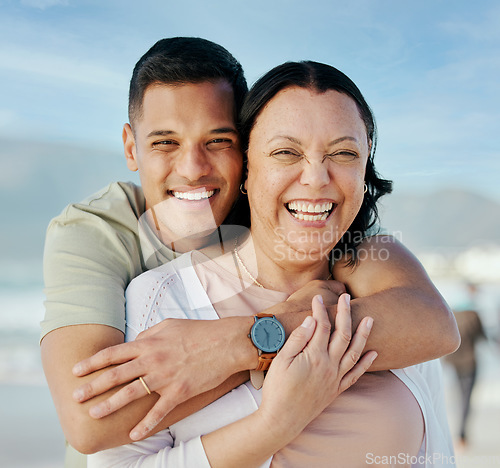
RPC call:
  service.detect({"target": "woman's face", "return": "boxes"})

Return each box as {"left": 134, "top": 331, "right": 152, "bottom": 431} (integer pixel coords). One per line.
{"left": 246, "top": 86, "right": 369, "bottom": 262}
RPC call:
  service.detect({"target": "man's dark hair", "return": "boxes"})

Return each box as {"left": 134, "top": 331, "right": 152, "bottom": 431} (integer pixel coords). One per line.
{"left": 239, "top": 61, "right": 393, "bottom": 264}
{"left": 128, "top": 37, "right": 247, "bottom": 126}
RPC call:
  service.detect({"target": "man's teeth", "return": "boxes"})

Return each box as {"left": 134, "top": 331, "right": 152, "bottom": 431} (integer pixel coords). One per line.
{"left": 172, "top": 190, "right": 215, "bottom": 201}
{"left": 286, "top": 201, "right": 333, "bottom": 221}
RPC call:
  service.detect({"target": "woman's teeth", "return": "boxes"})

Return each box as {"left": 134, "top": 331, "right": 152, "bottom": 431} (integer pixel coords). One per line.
{"left": 286, "top": 201, "right": 334, "bottom": 221}
{"left": 172, "top": 190, "right": 215, "bottom": 201}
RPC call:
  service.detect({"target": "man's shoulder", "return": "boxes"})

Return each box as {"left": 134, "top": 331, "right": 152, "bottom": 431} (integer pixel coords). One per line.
{"left": 50, "top": 181, "right": 145, "bottom": 232}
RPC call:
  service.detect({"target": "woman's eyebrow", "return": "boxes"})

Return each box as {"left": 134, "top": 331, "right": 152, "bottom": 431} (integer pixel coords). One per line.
{"left": 267, "top": 135, "right": 359, "bottom": 146}
{"left": 267, "top": 135, "right": 302, "bottom": 145}
{"left": 328, "top": 136, "right": 359, "bottom": 146}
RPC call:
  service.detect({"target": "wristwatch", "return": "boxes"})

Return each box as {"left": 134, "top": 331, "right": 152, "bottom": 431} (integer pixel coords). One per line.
{"left": 249, "top": 313, "right": 286, "bottom": 371}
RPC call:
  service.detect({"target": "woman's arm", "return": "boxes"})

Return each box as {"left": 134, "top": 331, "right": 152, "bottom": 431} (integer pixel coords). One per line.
{"left": 88, "top": 296, "right": 376, "bottom": 468}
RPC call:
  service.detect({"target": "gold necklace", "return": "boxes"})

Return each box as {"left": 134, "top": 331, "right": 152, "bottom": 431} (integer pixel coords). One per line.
{"left": 233, "top": 238, "right": 264, "bottom": 288}
{"left": 233, "top": 238, "right": 333, "bottom": 288}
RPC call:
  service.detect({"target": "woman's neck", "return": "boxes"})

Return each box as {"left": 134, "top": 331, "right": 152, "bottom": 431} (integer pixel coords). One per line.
{"left": 235, "top": 232, "right": 331, "bottom": 295}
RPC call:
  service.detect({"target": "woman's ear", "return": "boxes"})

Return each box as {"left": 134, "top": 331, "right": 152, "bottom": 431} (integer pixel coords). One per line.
{"left": 123, "top": 123, "right": 138, "bottom": 172}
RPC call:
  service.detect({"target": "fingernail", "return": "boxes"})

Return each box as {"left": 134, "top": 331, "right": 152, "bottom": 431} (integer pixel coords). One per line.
{"left": 130, "top": 431, "right": 141, "bottom": 441}
{"left": 72, "top": 364, "right": 82, "bottom": 375}
{"left": 371, "top": 352, "right": 378, "bottom": 364}
{"left": 73, "top": 389, "right": 84, "bottom": 402}
{"left": 344, "top": 294, "right": 350, "bottom": 306}
{"left": 317, "top": 295, "right": 324, "bottom": 305}
{"left": 301, "top": 315, "right": 315, "bottom": 329}
{"left": 366, "top": 317, "right": 373, "bottom": 330}
{"left": 90, "top": 405, "right": 104, "bottom": 418}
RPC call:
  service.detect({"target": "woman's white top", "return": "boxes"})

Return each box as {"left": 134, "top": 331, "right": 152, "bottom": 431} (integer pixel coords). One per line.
{"left": 88, "top": 252, "right": 455, "bottom": 468}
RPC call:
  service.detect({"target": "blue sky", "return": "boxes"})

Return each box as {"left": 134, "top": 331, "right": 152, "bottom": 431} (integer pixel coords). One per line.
{"left": 1, "top": 0, "right": 499, "bottom": 200}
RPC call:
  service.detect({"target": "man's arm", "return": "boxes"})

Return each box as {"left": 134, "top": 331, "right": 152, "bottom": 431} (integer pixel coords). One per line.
{"left": 72, "top": 236, "right": 459, "bottom": 441}
{"left": 331, "top": 235, "right": 460, "bottom": 370}
{"left": 41, "top": 323, "right": 251, "bottom": 453}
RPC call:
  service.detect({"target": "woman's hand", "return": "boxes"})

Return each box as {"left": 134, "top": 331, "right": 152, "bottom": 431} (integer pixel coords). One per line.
{"left": 259, "top": 293, "right": 377, "bottom": 440}
{"left": 202, "top": 293, "right": 376, "bottom": 468}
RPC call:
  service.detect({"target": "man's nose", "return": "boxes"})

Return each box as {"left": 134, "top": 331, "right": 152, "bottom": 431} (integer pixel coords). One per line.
{"left": 176, "top": 145, "right": 212, "bottom": 180}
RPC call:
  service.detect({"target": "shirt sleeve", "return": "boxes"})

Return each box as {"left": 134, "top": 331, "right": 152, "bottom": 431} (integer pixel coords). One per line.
{"left": 87, "top": 430, "right": 211, "bottom": 468}
{"left": 40, "top": 185, "right": 144, "bottom": 340}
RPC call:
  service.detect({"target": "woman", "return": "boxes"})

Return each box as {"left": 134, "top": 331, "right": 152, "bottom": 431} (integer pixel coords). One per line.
{"left": 89, "top": 61, "right": 454, "bottom": 467}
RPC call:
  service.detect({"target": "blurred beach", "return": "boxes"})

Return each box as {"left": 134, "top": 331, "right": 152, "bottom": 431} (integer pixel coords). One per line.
{"left": 1, "top": 273, "right": 499, "bottom": 467}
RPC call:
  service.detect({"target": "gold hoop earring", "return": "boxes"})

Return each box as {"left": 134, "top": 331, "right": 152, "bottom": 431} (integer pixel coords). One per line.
{"left": 240, "top": 184, "right": 247, "bottom": 195}
{"left": 363, "top": 183, "right": 368, "bottom": 194}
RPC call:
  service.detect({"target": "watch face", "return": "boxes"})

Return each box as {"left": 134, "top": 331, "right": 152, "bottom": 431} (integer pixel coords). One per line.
{"left": 251, "top": 316, "right": 285, "bottom": 353}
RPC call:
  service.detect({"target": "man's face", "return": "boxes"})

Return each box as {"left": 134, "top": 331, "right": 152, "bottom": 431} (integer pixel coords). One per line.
{"left": 124, "top": 80, "right": 243, "bottom": 250}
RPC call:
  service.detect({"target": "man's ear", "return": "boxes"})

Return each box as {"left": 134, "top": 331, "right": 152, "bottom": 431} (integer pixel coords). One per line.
{"left": 123, "top": 123, "right": 138, "bottom": 172}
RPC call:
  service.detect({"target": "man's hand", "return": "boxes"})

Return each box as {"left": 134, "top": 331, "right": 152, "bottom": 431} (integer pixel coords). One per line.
{"left": 286, "top": 279, "right": 345, "bottom": 307}
{"left": 280, "top": 279, "right": 346, "bottom": 332}
{"left": 70, "top": 279, "right": 346, "bottom": 439}
{"left": 73, "top": 316, "right": 254, "bottom": 439}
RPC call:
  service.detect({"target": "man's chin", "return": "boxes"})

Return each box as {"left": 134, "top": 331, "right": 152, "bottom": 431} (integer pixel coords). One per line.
{"left": 159, "top": 224, "right": 222, "bottom": 252}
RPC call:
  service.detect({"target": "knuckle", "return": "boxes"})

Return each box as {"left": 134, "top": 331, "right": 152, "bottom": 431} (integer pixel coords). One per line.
{"left": 124, "top": 383, "right": 138, "bottom": 399}
{"left": 149, "top": 409, "right": 166, "bottom": 427}
{"left": 291, "top": 326, "right": 307, "bottom": 340}
{"left": 99, "top": 347, "right": 114, "bottom": 365}
{"left": 340, "top": 330, "right": 352, "bottom": 343}
{"left": 173, "top": 381, "right": 191, "bottom": 401}
{"left": 81, "top": 383, "right": 93, "bottom": 399}
{"left": 317, "top": 321, "right": 331, "bottom": 334}
{"left": 149, "top": 352, "right": 164, "bottom": 367}
{"left": 349, "top": 375, "right": 359, "bottom": 387}
{"left": 349, "top": 350, "right": 361, "bottom": 364}
{"left": 100, "top": 399, "right": 112, "bottom": 415}
{"left": 107, "top": 367, "right": 121, "bottom": 385}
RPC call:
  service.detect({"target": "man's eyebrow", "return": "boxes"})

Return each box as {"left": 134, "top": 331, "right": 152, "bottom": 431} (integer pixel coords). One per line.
{"left": 147, "top": 130, "right": 176, "bottom": 138}
{"left": 146, "top": 128, "right": 237, "bottom": 138}
{"left": 210, "top": 127, "right": 238, "bottom": 135}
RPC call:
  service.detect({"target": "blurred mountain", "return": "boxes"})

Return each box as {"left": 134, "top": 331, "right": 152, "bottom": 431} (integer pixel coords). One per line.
{"left": 379, "top": 188, "right": 500, "bottom": 254}
{"left": 2, "top": 136, "right": 499, "bottom": 265}
{"left": 0, "top": 138, "right": 138, "bottom": 262}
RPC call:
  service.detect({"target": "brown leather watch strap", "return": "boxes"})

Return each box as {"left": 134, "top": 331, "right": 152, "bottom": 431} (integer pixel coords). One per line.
{"left": 255, "top": 353, "right": 277, "bottom": 371}
{"left": 256, "top": 312, "right": 274, "bottom": 318}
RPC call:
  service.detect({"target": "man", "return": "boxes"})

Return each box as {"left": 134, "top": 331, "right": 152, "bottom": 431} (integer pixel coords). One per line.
{"left": 40, "top": 37, "right": 459, "bottom": 467}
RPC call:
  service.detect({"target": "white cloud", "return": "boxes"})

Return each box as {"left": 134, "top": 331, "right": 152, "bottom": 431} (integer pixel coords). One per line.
{"left": 0, "top": 109, "right": 18, "bottom": 128}
{"left": 0, "top": 44, "right": 127, "bottom": 90}
{"left": 20, "top": 0, "right": 68, "bottom": 9}
{"left": 440, "top": 5, "right": 500, "bottom": 42}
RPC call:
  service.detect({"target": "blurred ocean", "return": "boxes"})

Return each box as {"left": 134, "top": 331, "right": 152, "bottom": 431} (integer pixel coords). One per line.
{"left": 0, "top": 263, "right": 499, "bottom": 466}
{"left": 0, "top": 285, "right": 45, "bottom": 386}
{"left": 0, "top": 264, "right": 66, "bottom": 467}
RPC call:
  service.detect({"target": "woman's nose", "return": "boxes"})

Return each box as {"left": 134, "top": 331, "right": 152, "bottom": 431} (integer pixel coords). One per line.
{"left": 299, "top": 159, "right": 331, "bottom": 188}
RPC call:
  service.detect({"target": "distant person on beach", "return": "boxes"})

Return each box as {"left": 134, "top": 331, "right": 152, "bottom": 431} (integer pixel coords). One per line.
{"left": 40, "top": 37, "right": 459, "bottom": 467}
{"left": 445, "top": 283, "right": 486, "bottom": 448}
{"left": 87, "top": 59, "right": 455, "bottom": 467}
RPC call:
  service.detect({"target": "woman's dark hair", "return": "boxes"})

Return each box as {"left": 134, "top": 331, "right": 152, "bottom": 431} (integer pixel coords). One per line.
{"left": 238, "top": 61, "right": 393, "bottom": 264}
{"left": 128, "top": 37, "right": 247, "bottom": 127}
